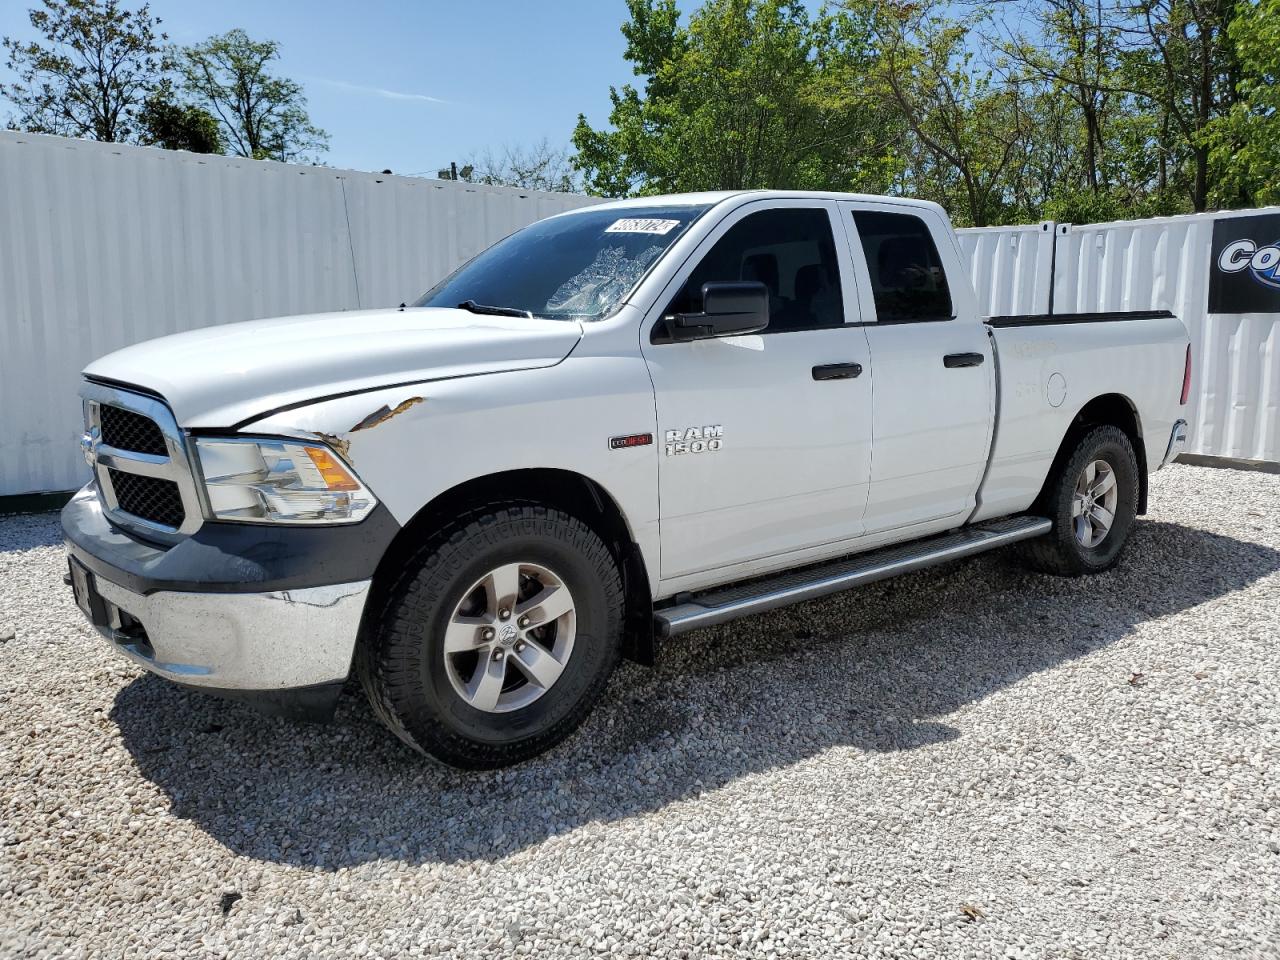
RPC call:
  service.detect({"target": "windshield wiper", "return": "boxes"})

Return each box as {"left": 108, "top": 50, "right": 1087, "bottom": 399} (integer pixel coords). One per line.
{"left": 457, "top": 299, "right": 534, "bottom": 319}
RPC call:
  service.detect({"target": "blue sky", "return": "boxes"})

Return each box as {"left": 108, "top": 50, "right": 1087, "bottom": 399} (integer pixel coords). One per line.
{"left": 0, "top": 0, "right": 637, "bottom": 175}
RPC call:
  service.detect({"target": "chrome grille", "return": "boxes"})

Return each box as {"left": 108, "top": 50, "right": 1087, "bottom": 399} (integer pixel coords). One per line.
{"left": 106, "top": 469, "right": 186, "bottom": 528}
{"left": 100, "top": 404, "right": 167, "bottom": 456}
{"left": 81, "top": 383, "right": 203, "bottom": 541}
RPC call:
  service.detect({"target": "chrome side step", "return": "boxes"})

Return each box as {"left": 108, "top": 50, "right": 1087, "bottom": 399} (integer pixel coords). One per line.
{"left": 654, "top": 515, "right": 1052, "bottom": 637}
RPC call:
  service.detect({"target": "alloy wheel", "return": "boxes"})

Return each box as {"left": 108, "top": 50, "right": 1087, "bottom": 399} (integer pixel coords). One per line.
{"left": 442, "top": 562, "right": 577, "bottom": 713}
{"left": 1072, "top": 459, "right": 1118, "bottom": 548}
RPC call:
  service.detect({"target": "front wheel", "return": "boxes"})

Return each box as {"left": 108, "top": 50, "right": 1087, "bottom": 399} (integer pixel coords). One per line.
{"left": 357, "top": 501, "right": 624, "bottom": 768}
{"left": 1019, "top": 424, "right": 1140, "bottom": 576}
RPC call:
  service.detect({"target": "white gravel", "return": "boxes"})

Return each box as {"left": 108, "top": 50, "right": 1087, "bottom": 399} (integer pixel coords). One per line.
{"left": 2, "top": 462, "right": 1278, "bottom": 959}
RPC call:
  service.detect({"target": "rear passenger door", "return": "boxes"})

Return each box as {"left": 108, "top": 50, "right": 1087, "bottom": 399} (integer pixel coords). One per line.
{"left": 838, "top": 203, "right": 994, "bottom": 535}
{"left": 641, "top": 200, "right": 874, "bottom": 587}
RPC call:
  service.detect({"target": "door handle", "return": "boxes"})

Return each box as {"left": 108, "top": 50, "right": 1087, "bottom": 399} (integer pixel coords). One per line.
{"left": 812, "top": 362, "right": 863, "bottom": 381}
{"left": 943, "top": 352, "right": 985, "bottom": 368}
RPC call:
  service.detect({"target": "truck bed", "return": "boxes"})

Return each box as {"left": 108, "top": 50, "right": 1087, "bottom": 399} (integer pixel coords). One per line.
{"left": 973, "top": 309, "right": 1190, "bottom": 524}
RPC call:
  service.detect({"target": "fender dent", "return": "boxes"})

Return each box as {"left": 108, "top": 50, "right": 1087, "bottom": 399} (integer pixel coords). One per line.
{"left": 350, "top": 396, "right": 426, "bottom": 432}
{"left": 316, "top": 433, "right": 352, "bottom": 459}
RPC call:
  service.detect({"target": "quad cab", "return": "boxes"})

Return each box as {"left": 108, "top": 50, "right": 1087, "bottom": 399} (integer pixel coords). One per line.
{"left": 64, "top": 191, "right": 1192, "bottom": 767}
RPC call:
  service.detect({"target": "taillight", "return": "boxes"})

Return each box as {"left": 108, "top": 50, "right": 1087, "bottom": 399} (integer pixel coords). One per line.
{"left": 1180, "top": 344, "right": 1192, "bottom": 405}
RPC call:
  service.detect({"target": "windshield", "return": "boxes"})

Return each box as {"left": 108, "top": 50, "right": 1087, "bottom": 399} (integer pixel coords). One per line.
{"left": 415, "top": 204, "right": 710, "bottom": 320}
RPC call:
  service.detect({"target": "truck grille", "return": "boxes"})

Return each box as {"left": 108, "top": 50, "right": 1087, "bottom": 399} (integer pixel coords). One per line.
{"left": 83, "top": 383, "right": 202, "bottom": 541}
{"left": 100, "top": 404, "right": 168, "bottom": 456}
{"left": 107, "top": 469, "right": 186, "bottom": 529}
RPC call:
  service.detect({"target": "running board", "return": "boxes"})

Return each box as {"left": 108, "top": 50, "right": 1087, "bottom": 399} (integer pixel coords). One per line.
{"left": 654, "top": 516, "right": 1052, "bottom": 637}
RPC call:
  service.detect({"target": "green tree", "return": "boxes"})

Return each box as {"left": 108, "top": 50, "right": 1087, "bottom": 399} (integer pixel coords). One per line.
{"left": 1203, "top": 0, "right": 1280, "bottom": 207}
{"left": 1115, "top": 0, "right": 1241, "bottom": 210}
{"left": 572, "top": 0, "right": 899, "bottom": 197}
{"left": 137, "top": 82, "right": 222, "bottom": 153}
{"left": 1, "top": 0, "right": 167, "bottom": 142}
{"left": 1004, "top": 88, "right": 1079, "bottom": 220}
{"left": 873, "top": 7, "right": 1033, "bottom": 226}
{"left": 178, "top": 29, "right": 327, "bottom": 162}
{"left": 994, "top": 0, "right": 1120, "bottom": 195}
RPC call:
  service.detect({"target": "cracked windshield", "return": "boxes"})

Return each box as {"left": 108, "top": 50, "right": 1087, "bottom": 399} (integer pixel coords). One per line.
{"left": 415, "top": 205, "right": 709, "bottom": 320}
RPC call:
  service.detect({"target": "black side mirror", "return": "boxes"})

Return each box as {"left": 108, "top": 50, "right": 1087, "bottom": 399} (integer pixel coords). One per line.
{"left": 671, "top": 281, "right": 769, "bottom": 341}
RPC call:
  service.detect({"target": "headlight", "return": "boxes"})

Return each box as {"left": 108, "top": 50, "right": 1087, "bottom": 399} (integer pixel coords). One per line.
{"left": 194, "top": 437, "right": 376, "bottom": 524}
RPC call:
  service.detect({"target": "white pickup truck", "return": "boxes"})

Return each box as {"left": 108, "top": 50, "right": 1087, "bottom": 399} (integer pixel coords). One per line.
{"left": 64, "top": 190, "right": 1191, "bottom": 767}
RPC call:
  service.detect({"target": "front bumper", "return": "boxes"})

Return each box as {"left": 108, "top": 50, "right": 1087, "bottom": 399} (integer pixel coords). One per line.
{"left": 62, "top": 487, "right": 398, "bottom": 721}
{"left": 87, "top": 568, "right": 368, "bottom": 687}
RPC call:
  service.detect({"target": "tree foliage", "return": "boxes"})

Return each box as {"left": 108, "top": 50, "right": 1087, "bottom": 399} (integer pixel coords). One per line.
{"left": 4, "top": 0, "right": 1271, "bottom": 223}
{"left": 177, "top": 29, "right": 328, "bottom": 163}
{"left": 456, "top": 140, "right": 580, "bottom": 193}
{"left": 995, "top": 0, "right": 1118, "bottom": 194}
{"left": 874, "top": 7, "right": 1035, "bottom": 226}
{"left": 138, "top": 82, "right": 222, "bottom": 154}
{"left": 0, "top": 0, "right": 167, "bottom": 142}
{"left": 1112, "top": 0, "right": 1241, "bottom": 211}
{"left": 2, "top": 1, "right": 324, "bottom": 163}
{"left": 574, "top": 0, "right": 1271, "bottom": 224}
{"left": 1203, "top": 0, "right": 1280, "bottom": 207}
{"left": 572, "top": 0, "right": 901, "bottom": 197}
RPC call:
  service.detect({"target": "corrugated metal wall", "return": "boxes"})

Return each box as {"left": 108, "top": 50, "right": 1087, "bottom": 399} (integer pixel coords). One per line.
{"left": 955, "top": 222, "right": 1055, "bottom": 318}
{"left": 4, "top": 131, "right": 1275, "bottom": 495}
{"left": 1052, "top": 211, "right": 1280, "bottom": 463}
{"left": 0, "top": 131, "right": 599, "bottom": 496}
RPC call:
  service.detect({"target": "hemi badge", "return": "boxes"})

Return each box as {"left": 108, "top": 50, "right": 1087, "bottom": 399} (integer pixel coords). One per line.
{"left": 609, "top": 433, "right": 653, "bottom": 450}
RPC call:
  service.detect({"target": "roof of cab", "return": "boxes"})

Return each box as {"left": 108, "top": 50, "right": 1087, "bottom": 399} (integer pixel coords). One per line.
{"left": 559, "top": 189, "right": 947, "bottom": 217}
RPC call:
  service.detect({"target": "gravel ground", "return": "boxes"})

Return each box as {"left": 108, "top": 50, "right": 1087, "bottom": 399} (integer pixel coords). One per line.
{"left": 1, "top": 462, "right": 1278, "bottom": 959}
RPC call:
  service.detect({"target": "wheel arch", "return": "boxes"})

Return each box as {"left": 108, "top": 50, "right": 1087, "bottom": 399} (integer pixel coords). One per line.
{"left": 1033, "top": 393, "right": 1149, "bottom": 516}
{"left": 368, "top": 468, "right": 657, "bottom": 665}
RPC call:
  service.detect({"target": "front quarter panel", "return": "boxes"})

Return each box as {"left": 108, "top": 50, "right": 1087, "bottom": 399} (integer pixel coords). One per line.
{"left": 243, "top": 310, "right": 662, "bottom": 589}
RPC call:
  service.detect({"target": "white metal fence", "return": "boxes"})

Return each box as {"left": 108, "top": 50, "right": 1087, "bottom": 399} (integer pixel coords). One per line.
{"left": 3, "top": 132, "right": 1276, "bottom": 497}
{"left": 960, "top": 210, "right": 1280, "bottom": 464}
{"left": 0, "top": 131, "right": 599, "bottom": 496}
{"left": 954, "top": 221, "right": 1056, "bottom": 318}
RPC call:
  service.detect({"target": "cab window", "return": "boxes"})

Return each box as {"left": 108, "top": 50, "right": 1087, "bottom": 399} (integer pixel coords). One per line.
{"left": 851, "top": 211, "right": 953, "bottom": 322}
{"left": 664, "top": 208, "right": 844, "bottom": 333}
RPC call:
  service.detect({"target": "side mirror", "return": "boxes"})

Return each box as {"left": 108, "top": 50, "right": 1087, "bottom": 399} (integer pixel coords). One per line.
{"left": 671, "top": 281, "right": 769, "bottom": 341}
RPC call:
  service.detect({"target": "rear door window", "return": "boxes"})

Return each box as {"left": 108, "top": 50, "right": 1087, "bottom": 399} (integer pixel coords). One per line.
{"left": 851, "top": 211, "right": 953, "bottom": 322}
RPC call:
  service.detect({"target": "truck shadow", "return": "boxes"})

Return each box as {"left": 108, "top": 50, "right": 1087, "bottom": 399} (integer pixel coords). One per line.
{"left": 112, "top": 519, "right": 1279, "bottom": 869}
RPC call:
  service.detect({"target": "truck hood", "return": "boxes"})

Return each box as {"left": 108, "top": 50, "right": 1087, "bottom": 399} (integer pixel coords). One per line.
{"left": 83, "top": 307, "right": 583, "bottom": 428}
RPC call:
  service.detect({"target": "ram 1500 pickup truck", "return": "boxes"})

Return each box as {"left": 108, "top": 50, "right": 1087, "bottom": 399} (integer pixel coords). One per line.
{"left": 63, "top": 191, "right": 1192, "bottom": 767}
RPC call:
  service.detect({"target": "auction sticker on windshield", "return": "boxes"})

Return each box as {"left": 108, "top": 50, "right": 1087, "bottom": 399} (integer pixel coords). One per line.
{"left": 605, "top": 218, "right": 682, "bottom": 235}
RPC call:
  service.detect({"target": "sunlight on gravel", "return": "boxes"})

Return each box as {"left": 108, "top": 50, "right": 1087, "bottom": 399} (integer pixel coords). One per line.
{"left": 1, "top": 463, "right": 1278, "bottom": 959}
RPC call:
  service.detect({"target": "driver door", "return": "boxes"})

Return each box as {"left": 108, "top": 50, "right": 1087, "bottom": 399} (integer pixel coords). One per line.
{"left": 640, "top": 200, "right": 875, "bottom": 589}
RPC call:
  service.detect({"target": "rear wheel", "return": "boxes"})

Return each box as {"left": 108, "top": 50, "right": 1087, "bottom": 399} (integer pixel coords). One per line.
{"left": 357, "top": 501, "right": 623, "bottom": 768}
{"left": 1019, "top": 425, "right": 1140, "bottom": 576}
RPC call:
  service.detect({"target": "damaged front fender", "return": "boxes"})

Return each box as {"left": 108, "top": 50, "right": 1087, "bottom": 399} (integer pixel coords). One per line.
{"left": 350, "top": 397, "right": 425, "bottom": 433}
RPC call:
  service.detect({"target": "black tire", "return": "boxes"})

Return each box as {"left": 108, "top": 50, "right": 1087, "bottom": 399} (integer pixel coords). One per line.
{"left": 1019, "top": 424, "right": 1140, "bottom": 577}
{"left": 357, "top": 501, "right": 624, "bottom": 768}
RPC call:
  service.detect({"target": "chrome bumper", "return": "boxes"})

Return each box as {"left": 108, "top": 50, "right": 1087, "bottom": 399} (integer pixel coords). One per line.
{"left": 61, "top": 482, "right": 400, "bottom": 715}
{"left": 1160, "top": 418, "right": 1188, "bottom": 468}
{"left": 87, "top": 574, "right": 370, "bottom": 691}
